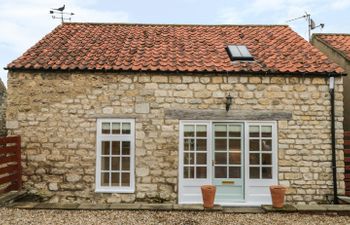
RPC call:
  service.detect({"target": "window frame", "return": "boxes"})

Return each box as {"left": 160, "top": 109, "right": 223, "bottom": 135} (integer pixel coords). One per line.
{"left": 95, "top": 118, "right": 135, "bottom": 193}
{"left": 245, "top": 122, "right": 278, "bottom": 187}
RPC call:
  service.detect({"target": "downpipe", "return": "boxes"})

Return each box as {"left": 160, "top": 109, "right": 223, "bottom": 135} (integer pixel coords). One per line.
{"left": 329, "top": 76, "right": 339, "bottom": 204}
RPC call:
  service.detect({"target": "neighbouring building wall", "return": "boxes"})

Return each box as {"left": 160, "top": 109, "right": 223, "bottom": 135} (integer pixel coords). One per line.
{"left": 311, "top": 38, "right": 350, "bottom": 131}
{"left": 6, "top": 71, "right": 345, "bottom": 204}
{"left": 0, "top": 79, "right": 7, "bottom": 137}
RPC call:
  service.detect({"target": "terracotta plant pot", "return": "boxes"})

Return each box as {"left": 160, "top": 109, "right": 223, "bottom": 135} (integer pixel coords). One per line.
{"left": 270, "top": 185, "right": 287, "bottom": 208}
{"left": 201, "top": 185, "right": 216, "bottom": 208}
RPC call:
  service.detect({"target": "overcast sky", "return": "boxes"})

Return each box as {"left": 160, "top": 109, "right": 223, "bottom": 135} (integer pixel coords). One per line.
{"left": 1, "top": 0, "right": 350, "bottom": 85}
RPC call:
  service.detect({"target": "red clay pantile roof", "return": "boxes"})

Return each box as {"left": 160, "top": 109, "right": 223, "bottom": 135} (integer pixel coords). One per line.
{"left": 7, "top": 23, "right": 344, "bottom": 75}
{"left": 313, "top": 33, "right": 350, "bottom": 61}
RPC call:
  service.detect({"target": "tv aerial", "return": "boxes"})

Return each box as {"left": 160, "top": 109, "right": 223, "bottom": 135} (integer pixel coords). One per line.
{"left": 286, "top": 12, "right": 324, "bottom": 41}
{"left": 50, "top": 4, "right": 75, "bottom": 23}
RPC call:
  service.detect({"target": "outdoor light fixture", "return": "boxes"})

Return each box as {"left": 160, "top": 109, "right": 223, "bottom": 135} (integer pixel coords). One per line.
{"left": 226, "top": 94, "right": 233, "bottom": 112}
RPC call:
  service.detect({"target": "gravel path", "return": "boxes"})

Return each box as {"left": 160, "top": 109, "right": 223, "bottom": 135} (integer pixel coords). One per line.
{"left": 1, "top": 208, "right": 350, "bottom": 225}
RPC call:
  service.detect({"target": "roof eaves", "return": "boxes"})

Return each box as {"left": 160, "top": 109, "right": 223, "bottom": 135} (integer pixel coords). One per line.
{"left": 5, "top": 67, "right": 345, "bottom": 77}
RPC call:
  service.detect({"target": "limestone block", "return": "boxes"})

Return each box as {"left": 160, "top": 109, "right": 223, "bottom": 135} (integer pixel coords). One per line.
{"left": 49, "top": 183, "right": 59, "bottom": 191}
{"left": 6, "top": 120, "right": 18, "bottom": 129}
{"left": 136, "top": 167, "right": 150, "bottom": 177}
{"left": 66, "top": 174, "right": 82, "bottom": 182}
{"left": 135, "top": 103, "right": 149, "bottom": 114}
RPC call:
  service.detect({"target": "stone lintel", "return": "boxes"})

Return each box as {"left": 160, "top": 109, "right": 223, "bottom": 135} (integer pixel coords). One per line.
{"left": 90, "top": 114, "right": 138, "bottom": 119}
{"left": 165, "top": 109, "right": 292, "bottom": 121}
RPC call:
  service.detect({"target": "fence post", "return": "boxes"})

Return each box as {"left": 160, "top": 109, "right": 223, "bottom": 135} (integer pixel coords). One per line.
{"left": 15, "top": 136, "right": 22, "bottom": 190}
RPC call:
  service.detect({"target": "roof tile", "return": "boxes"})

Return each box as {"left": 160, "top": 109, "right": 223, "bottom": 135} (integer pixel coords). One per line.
{"left": 314, "top": 33, "right": 350, "bottom": 61}
{"left": 7, "top": 23, "right": 343, "bottom": 75}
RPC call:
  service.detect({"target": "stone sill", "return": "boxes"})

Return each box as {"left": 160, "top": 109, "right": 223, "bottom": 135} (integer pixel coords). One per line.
{"left": 5, "top": 202, "right": 350, "bottom": 215}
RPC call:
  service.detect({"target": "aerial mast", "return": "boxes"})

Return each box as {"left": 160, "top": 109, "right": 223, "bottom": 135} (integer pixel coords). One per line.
{"left": 286, "top": 12, "right": 324, "bottom": 41}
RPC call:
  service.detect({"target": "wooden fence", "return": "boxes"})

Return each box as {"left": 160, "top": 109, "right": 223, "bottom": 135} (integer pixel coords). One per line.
{"left": 345, "top": 131, "right": 350, "bottom": 196}
{"left": 0, "top": 136, "right": 21, "bottom": 194}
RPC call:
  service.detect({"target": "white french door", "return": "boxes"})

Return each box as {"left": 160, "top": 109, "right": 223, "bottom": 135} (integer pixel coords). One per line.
{"left": 212, "top": 123, "right": 244, "bottom": 203}
{"left": 178, "top": 121, "right": 277, "bottom": 205}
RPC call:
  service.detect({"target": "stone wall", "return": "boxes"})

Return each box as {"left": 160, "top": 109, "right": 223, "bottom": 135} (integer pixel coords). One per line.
{"left": 0, "top": 79, "right": 7, "bottom": 137}
{"left": 6, "top": 71, "right": 344, "bottom": 204}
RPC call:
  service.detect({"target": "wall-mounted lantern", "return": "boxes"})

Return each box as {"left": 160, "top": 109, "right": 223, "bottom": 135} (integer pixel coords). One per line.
{"left": 226, "top": 94, "right": 233, "bottom": 112}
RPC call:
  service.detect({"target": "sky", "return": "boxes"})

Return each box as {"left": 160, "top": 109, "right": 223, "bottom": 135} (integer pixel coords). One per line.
{"left": 1, "top": 0, "right": 350, "bottom": 85}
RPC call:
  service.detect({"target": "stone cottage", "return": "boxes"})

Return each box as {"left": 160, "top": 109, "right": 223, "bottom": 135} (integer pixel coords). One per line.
{"left": 5, "top": 23, "right": 346, "bottom": 205}
{"left": 311, "top": 34, "right": 350, "bottom": 131}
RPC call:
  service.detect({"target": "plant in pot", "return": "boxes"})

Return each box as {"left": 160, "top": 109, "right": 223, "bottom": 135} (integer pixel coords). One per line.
{"left": 201, "top": 185, "right": 216, "bottom": 209}
{"left": 269, "top": 185, "right": 287, "bottom": 208}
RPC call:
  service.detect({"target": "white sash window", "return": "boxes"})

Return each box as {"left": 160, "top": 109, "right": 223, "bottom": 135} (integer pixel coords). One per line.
{"left": 95, "top": 119, "right": 135, "bottom": 193}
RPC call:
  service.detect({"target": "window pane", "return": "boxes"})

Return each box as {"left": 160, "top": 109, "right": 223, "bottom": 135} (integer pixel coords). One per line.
{"left": 262, "top": 153, "right": 272, "bottom": 165}
{"left": 249, "top": 153, "right": 260, "bottom": 165}
{"left": 111, "top": 172, "right": 120, "bottom": 186}
{"left": 215, "top": 125, "right": 227, "bottom": 137}
{"left": 249, "top": 126, "right": 259, "bottom": 137}
{"left": 261, "top": 126, "right": 272, "bottom": 137}
{"left": 101, "top": 157, "right": 110, "bottom": 170}
{"left": 111, "top": 141, "right": 120, "bottom": 155}
{"left": 215, "top": 152, "right": 227, "bottom": 164}
{"left": 196, "top": 139, "right": 207, "bottom": 151}
{"left": 262, "top": 140, "right": 272, "bottom": 151}
{"left": 101, "top": 172, "right": 109, "bottom": 186}
{"left": 196, "top": 125, "right": 207, "bottom": 137}
{"left": 111, "top": 157, "right": 120, "bottom": 170}
{"left": 262, "top": 167, "right": 272, "bottom": 179}
{"left": 102, "top": 141, "right": 110, "bottom": 155}
{"left": 215, "top": 139, "right": 227, "bottom": 151}
{"left": 122, "top": 123, "right": 131, "bottom": 134}
{"left": 249, "top": 139, "right": 260, "bottom": 151}
{"left": 196, "top": 167, "right": 207, "bottom": 178}
{"left": 229, "top": 152, "right": 241, "bottom": 165}
{"left": 229, "top": 125, "right": 241, "bottom": 137}
{"left": 215, "top": 166, "right": 227, "bottom": 178}
{"left": 121, "top": 173, "right": 130, "bottom": 186}
{"left": 184, "top": 166, "right": 194, "bottom": 178}
{"left": 112, "top": 123, "right": 120, "bottom": 134}
{"left": 229, "top": 139, "right": 241, "bottom": 151}
{"left": 196, "top": 153, "right": 207, "bottom": 165}
{"left": 184, "top": 153, "right": 194, "bottom": 165}
{"left": 250, "top": 167, "right": 260, "bottom": 179}
{"left": 121, "top": 157, "right": 130, "bottom": 171}
{"left": 184, "top": 125, "right": 195, "bottom": 137}
{"left": 184, "top": 139, "right": 195, "bottom": 151}
{"left": 122, "top": 142, "right": 130, "bottom": 155}
{"left": 229, "top": 167, "right": 241, "bottom": 178}
{"left": 102, "top": 122, "right": 110, "bottom": 134}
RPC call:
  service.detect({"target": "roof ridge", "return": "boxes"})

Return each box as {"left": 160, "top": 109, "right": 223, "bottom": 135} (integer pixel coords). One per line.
{"left": 64, "top": 22, "right": 289, "bottom": 27}
{"left": 313, "top": 33, "right": 350, "bottom": 36}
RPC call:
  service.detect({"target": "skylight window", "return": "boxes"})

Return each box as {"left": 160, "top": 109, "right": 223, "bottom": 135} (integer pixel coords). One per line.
{"left": 226, "top": 45, "right": 254, "bottom": 61}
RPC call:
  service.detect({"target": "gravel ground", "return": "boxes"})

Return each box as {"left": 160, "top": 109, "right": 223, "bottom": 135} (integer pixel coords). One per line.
{"left": 1, "top": 208, "right": 350, "bottom": 225}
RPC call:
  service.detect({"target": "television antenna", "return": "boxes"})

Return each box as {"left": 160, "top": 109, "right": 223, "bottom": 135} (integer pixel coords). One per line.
{"left": 286, "top": 12, "right": 324, "bottom": 41}
{"left": 50, "top": 4, "right": 75, "bottom": 23}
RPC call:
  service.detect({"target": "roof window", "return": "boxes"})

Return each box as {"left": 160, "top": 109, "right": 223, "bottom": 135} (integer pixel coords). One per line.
{"left": 226, "top": 45, "right": 254, "bottom": 61}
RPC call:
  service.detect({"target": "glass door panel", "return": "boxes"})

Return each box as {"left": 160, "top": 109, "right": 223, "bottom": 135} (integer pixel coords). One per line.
{"left": 213, "top": 123, "right": 244, "bottom": 202}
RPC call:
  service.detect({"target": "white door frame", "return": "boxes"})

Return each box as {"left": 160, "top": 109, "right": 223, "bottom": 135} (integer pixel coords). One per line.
{"left": 178, "top": 120, "right": 278, "bottom": 206}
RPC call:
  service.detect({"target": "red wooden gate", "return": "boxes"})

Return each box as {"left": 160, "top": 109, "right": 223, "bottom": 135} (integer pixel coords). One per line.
{"left": 345, "top": 131, "right": 350, "bottom": 196}
{"left": 0, "top": 136, "right": 21, "bottom": 193}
